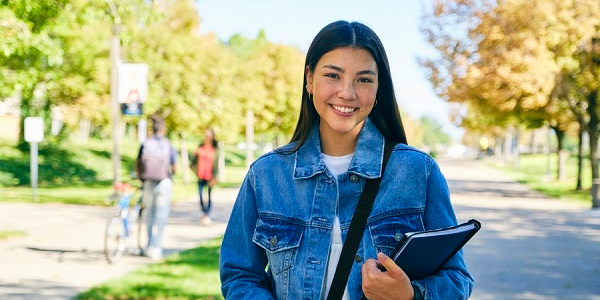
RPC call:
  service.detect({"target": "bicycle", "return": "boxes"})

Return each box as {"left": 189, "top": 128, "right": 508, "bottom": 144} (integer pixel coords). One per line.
{"left": 104, "top": 182, "right": 147, "bottom": 263}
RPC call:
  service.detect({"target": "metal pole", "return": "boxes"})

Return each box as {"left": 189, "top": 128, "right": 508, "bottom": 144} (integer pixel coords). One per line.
{"left": 546, "top": 126, "right": 551, "bottom": 178}
{"left": 30, "top": 142, "right": 38, "bottom": 202}
{"left": 591, "top": 37, "right": 600, "bottom": 209}
{"left": 246, "top": 110, "right": 254, "bottom": 170}
{"left": 111, "top": 24, "right": 122, "bottom": 186}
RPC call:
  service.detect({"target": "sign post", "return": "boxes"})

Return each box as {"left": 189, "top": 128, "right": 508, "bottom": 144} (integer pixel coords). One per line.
{"left": 137, "top": 118, "right": 147, "bottom": 144}
{"left": 24, "top": 117, "right": 44, "bottom": 201}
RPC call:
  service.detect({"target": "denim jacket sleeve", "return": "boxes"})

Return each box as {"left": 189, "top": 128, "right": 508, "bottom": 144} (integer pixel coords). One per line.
{"left": 220, "top": 168, "right": 275, "bottom": 300}
{"left": 413, "top": 158, "right": 475, "bottom": 299}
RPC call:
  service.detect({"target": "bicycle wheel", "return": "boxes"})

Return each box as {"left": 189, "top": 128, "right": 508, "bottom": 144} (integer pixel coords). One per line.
{"left": 104, "top": 215, "right": 127, "bottom": 263}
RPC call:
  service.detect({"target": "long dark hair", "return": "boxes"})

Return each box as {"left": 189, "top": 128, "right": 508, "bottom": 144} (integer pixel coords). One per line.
{"left": 288, "top": 20, "right": 407, "bottom": 153}
{"left": 200, "top": 128, "right": 218, "bottom": 148}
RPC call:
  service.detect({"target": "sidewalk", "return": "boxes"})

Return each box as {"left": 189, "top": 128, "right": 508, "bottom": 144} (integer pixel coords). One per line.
{"left": 0, "top": 188, "right": 239, "bottom": 300}
{"left": 439, "top": 158, "right": 600, "bottom": 300}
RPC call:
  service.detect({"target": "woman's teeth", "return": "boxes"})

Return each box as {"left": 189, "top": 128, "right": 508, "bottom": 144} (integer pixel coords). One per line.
{"left": 332, "top": 105, "right": 355, "bottom": 113}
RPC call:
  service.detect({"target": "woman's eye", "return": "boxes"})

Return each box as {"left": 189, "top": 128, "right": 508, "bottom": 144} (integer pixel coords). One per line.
{"left": 325, "top": 73, "right": 339, "bottom": 79}
{"left": 358, "top": 77, "right": 373, "bottom": 83}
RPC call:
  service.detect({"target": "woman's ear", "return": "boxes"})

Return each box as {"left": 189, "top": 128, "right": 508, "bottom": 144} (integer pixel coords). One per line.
{"left": 305, "top": 66, "right": 313, "bottom": 94}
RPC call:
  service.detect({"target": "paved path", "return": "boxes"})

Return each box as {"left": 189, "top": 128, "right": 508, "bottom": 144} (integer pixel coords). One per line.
{"left": 1, "top": 159, "right": 599, "bottom": 299}
{"left": 0, "top": 188, "right": 237, "bottom": 300}
{"left": 443, "top": 159, "right": 600, "bottom": 300}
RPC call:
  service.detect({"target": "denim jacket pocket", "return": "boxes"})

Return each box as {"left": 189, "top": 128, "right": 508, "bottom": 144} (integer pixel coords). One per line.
{"left": 368, "top": 214, "right": 423, "bottom": 256}
{"left": 253, "top": 218, "right": 304, "bottom": 276}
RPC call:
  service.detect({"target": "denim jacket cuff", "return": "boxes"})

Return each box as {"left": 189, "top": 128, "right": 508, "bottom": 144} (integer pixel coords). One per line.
{"left": 411, "top": 281, "right": 425, "bottom": 300}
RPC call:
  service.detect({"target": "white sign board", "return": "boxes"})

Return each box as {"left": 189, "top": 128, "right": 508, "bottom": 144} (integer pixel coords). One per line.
{"left": 24, "top": 117, "right": 44, "bottom": 142}
{"left": 117, "top": 63, "right": 149, "bottom": 104}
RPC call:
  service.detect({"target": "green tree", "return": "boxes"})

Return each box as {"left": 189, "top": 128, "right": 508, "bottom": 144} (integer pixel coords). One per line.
{"left": 420, "top": 116, "right": 452, "bottom": 147}
{"left": 255, "top": 43, "right": 304, "bottom": 145}
{"left": 421, "top": 0, "right": 599, "bottom": 183}
{"left": 2, "top": 0, "right": 305, "bottom": 153}
{"left": 0, "top": 0, "right": 67, "bottom": 145}
{"left": 227, "top": 30, "right": 304, "bottom": 144}
{"left": 48, "top": 0, "right": 116, "bottom": 137}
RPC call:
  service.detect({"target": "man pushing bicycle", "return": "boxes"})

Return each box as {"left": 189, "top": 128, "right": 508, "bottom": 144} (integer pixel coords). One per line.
{"left": 135, "top": 115, "right": 177, "bottom": 261}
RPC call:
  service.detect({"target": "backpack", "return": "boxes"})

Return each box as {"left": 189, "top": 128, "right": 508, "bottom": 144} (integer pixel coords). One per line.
{"left": 140, "top": 137, "right": 171, "bottom": 181}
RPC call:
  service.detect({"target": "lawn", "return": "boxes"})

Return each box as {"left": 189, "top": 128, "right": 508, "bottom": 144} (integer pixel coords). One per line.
{"left": 488, "top": 152, "right": 592, "bottom": 204}
{"left": 0, "top": 138, "right": 248, "bottom": 205}
{"left": 0, "top": 230, "right": 26, "bottom": 240}
{"left": 76, "top": 237, "right": 224, "bottom": 300}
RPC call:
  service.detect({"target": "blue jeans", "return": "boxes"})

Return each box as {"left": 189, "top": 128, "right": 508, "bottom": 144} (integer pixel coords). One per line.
{"left": 198, "top": 179, "right": 212, "bottom": 215}
{"left": 142, "top": 178, "right": 172, "bottom": 250}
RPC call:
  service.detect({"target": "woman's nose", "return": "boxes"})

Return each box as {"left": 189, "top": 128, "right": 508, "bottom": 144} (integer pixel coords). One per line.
{"left": 338, "top": 81, "right": 357, "bottom": 100}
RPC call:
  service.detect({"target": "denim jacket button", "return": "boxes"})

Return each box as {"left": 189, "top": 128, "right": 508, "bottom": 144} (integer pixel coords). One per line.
{"left": 354, "top": 254, "right": 362, "bottom": 263}
{"left": 349, "top": 175, "right": 359, "bottom": 183}
{"left": 394, "top": 233, "right": 403, "bottom": 241}
{"left": 270, "top": 236, "right": 277, "bottom": 247}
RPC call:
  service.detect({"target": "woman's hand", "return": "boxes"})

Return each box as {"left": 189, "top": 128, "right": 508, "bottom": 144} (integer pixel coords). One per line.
{"left": 361, "top": 252, "right": 414, "bottom": 300}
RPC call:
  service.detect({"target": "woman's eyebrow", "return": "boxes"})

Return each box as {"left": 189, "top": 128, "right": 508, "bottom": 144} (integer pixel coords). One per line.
{"left": 323, "top": 64, "right": 344, "bottom": 72}
{"left": 323, "top": 64, "right": 376, "bottom": 76}
{"left": 357, "top": 70, "right": 376, "bottom": 76}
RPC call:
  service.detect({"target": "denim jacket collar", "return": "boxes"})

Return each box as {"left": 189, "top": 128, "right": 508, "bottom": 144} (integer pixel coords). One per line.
{"left": 294, "top": 117, "right": 385, "bottom": 180}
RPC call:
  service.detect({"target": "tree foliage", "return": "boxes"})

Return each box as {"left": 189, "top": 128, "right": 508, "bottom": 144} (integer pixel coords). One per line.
{"left": 1, "top": 0, "right": 305, "bottom": 146}
{"left": 420, "top": 0, "right": 599, "bottom": 135}
{"left": 49, "top": 0, "right": 115, "bottom": 132}
{"left": 0, "top": 0, "right": 67, "bottom": 144}
{"left": 421, "top": 0, "right": 600, "bottom": 204}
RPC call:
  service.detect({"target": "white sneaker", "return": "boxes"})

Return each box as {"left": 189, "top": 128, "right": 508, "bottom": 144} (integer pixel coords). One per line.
{"left": 146, "top": 246, "right": 162, "bottom": 261}
{"left": 200, "top": 215, "right": 212, "bottom": 226}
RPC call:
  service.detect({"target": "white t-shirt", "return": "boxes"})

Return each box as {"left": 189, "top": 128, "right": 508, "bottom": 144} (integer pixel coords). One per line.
{"left": 322, "top": 153, "right": 353, "bottom": 300}
{"left": 323, "top": 153, "right": 353, "bottom": 178}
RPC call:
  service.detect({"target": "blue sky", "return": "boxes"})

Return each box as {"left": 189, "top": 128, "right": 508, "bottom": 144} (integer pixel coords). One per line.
{"left": 194, "top": 0, "right": 463, "bottom": 139}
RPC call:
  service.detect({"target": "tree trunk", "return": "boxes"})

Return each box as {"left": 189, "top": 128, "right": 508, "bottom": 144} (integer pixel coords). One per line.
{"left": 179, "top": 134, "right": 190, "bottom": 184}
{"left": 502, "top": 129, "right": 512, "bottom": 166}
{"left": 246, "top": 110, "right": 254, "bottom": 170}
{"left": 576, "top": 126, "right": 584, "bottom": 191}
{"left": 494, "top": 137, "right": 503, "bottom": 164}
{"left": 553, "top": 127, "right": 567, "bottom": 181}
{"left": 513, "top": 128, "right": 520, "bottom": 168}
{"left": 18, "top": 92, "right": 33, "bottom": 151}
{"left": 218, "top": 142, "right": 226, "bottom": 183}
{"left": 587, "top": 90, "right": 600, "bottom": 208}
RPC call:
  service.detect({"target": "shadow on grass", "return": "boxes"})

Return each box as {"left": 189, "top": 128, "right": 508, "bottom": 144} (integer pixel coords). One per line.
{"left": 0, "top": 144, "right": 106, "bottom": 187}
{"left": 77, "top": 239, "right": 224, "bottom": 300}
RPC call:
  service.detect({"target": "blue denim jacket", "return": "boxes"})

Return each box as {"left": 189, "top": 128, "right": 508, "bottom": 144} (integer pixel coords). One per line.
{"left": 220, "top": 118, "right": 474, "bottom": 299}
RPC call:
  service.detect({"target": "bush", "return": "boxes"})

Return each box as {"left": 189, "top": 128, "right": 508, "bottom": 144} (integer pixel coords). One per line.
{"left": 0, "top": 171, "right": 19, "bottom": 186}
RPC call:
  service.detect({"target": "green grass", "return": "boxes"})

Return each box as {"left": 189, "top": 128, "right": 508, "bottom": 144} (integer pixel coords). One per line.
{"left": 0, "top": 230, "right": 26, "bottom": 240}
{"left": 0, "top": 138, "right": 247, "bottom": 205}
{"left": 76, "top": 237, "right": 224, "bottom": 300}
{"left": 490, "top": 153, "right": 592, "bottom": 204}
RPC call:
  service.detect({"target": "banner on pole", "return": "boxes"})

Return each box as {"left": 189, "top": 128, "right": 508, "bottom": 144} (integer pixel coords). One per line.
{"left": 118, "top": 63, "right": 148, "bottom": 116}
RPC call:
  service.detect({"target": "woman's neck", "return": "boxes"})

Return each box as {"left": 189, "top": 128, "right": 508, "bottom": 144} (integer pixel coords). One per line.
{"left": 319, "top": 126, "right": 361, "bottom": 157}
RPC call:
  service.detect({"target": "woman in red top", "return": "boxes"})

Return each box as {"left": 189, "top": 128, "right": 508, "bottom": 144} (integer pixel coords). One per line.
{"left": 193, "top": 129, "right": 219, "bottom": 225}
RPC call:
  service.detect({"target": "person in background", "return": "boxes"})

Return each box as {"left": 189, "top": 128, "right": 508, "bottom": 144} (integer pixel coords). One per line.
{"left": 135, "top": 116, "right": 177, "bottom": 260}
{"left": 192, "top": 128, "right": 219, "bottom": 225}
{"left": 219, "top": 21, "right": 474, "bottom": 299}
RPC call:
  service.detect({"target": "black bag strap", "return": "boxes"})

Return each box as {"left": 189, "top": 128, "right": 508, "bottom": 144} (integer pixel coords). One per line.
{"left": 326, "top": 140, "right": 397, "bottom": 300}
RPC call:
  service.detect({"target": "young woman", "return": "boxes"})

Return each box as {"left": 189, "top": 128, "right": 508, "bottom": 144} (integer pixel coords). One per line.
{"left": 192, "top": 128, "right": 219, "bottom": 225}
{"left": 220, "top": 21, "right": 474, "bottom": 300}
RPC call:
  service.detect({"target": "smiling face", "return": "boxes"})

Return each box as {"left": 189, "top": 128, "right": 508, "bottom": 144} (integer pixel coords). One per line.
{"left": 306, "top": 47, "right": 378, "bottom": 149}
